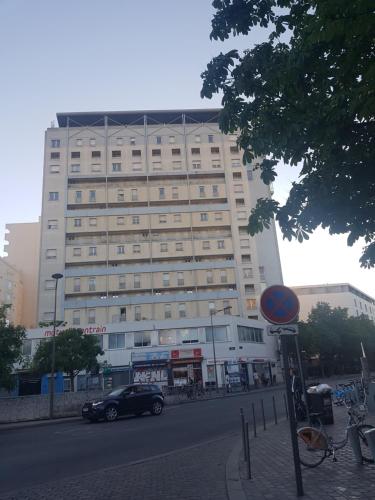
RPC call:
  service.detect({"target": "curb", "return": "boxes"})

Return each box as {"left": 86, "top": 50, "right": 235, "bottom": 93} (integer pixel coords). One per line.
{"left": 226, "top": 436, "right": 247, "bottom": 500}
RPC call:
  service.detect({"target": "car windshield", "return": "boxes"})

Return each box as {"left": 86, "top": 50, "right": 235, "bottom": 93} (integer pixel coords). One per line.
{"left": 107, "top": 386, "right": 128, "bottom": 397}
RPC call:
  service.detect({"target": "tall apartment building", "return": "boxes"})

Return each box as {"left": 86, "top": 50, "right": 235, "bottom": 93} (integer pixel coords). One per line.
{"left": 0, "top": 258, "right": 23, "bottom": 325}
{"left": 292, "top": 283, "right": 375, "bottom": 323}
{"left": 35, "top": 109, "right": 283, "bottom": 388}
{"left": 4, "top": 221, "right": 40, "bottom": 328}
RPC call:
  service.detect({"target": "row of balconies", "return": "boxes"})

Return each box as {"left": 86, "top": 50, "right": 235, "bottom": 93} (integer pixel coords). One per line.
{"left": 63, "top": 268, "right": 237, "bottom": 295}
{"left": 65, "top": 237, "right": 234, "bottom": 264}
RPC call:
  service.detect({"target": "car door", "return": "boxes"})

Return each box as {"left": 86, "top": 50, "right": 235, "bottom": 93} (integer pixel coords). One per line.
{"left": 118, "top": 386, "right": 137, "bottom": 415}
{"left": 132, "top": 385, "right": 151, "bottom": 412}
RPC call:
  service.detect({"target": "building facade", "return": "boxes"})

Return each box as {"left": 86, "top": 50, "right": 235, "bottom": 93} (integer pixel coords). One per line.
{"left": 292, "top": 283, "right": 375, "bottom": 323}
{"left": 3, "top": 221, "right": 40, "bottom": 327}
{"left": 0, "top": 258, "right": 23, "bottom": 325}
{"left": 35, "top": 109, "right": 283, "bottom": 389}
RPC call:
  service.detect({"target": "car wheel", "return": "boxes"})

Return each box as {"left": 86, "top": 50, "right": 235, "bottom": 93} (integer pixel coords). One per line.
{"left": 105, "top": 405, "right": 118, "bottom": 422}
{"left": 151, "top": 401, "right": 163, "bottom": 416}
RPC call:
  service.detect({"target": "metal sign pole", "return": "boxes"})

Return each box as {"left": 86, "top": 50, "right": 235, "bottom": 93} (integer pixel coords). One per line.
{"left": 281, "top": 335, "right": 304, "bottom": 497}
{"left": 294, "top": 335, "right": 310, "bottom": 423}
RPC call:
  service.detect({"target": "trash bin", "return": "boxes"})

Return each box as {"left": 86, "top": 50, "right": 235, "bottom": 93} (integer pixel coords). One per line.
{"left": 307, "top": 390, "right": 334, "bottom": 425}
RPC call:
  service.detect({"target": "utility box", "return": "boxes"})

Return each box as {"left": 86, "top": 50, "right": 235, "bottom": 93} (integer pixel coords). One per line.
{"left": 307, "top": 391, "right": 334, "bottom": 425}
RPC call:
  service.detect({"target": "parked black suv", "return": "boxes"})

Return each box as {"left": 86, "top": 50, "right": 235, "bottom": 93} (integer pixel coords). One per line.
{"left": 82, "top": 384, "right": 164, "bottom": 422}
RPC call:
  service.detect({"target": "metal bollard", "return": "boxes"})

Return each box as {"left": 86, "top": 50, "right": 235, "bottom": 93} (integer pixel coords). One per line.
{"left": 364, "top": 428, "right": 375, "bottom": 462}
{"left": 245, "top": 421, "right": 251, "bottom": 479}
{"left": 252, "top": 402, "right": 257, "bottom": 437}
{"left": 272, "top": 395, "right": 278, "bottom": 425}
{"left": 283, "top": 393, "right": 289, "bottom": 419}
{"left": 240, "top": 407, "right": 248, "bottom": 462}
{"left": 261, "top": 399, "right": 266, "bottom": 431}
{"left": 347, "top": 425, "right": 363, "bottom": 464}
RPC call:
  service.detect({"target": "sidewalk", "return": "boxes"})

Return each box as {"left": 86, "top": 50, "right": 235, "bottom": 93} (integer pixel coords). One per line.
{"left": 235, "top": 405, "right": 375, "bottom": 499}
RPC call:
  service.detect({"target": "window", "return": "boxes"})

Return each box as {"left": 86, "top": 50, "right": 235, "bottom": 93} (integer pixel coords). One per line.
{"left": 174, "top": 213, "right": 182, "bottom": 222}
{"left": 206, "top": 270, "right": 213, "bottom": 284}
{"left": 243, "top": 268, "right": 253, "bottom": 279}
{"left": 173, "top": 161, "right": 182, "bottom": 170}
{"left": 51, "top": 139, "right": 60, "bottom": 148}
{"left": 73, "top": 247, "right": 81, "bottom": 257}
{"left": 172, "top": 187, "right": 178, "bottom": 199}
{"left": 191, "top": 148, "right": 200, "bottom": 155}
{"left": 164, "top": 304, "right": 172, "bottom": 319}
{"left": 119, "top": 275, "right": 126, "bottom": 289}
{"left": 208, "top": 135, "right": 214, "bottom": 143}
{"left": 199, "top": 186, "right": 205, "bottom": 198}
{"left": 211, "top": 147, "right": 220, "bottom": 154}
{"left": 73, "top": 310, "right": 80, "bottom": 326}
{"left": 117, "top": 216, "right": 125, "bottom": 225}
{"left": 49, "top": 192, "right": 59, "bottom": 201}
{"left": 73, "top": 278, "right": 80, "bottom": 292}
{"left": 88, "top": 277, "right": 96, "bottom": 291}
{"left": 238, "top": 326, "right": 263, "bottom": 343}
{"left": 175, "top": 242, "right": 183, "bottom": 251}
{"left": 75, "top": 191, "right": 82, "bottom": 203}
{"left": 89, "top": 218, "right": 97, "bottom": 227}
{"left": 89, "top": 138, "right": 96, "bottom": 146}
{"left": 156, "top": 136, "right": 162, "bottom": 145}
{"left": 163, "top": 273, "right": 170, "bottom": 286}
{"left": 234, "top": 184, "right": 244, "bottom": 193}
{"left": 223, "top": 300, "right": 231, "bottom": 313}
{"left": 134, "top": 331, "right": 151, "bottom": 346}
{"left": 242, "top": 255, "right": 251, "bottom": 263}
{"left": 159, "top": 187, "right": 165, "bottom": 199}
{"left": 132, "top": 216, "right": 140, "bottom": 225}
{"left": 71, "top": 164, "right": 80, "bottom": 173}
{"left": 245, "top": 284, "right": 255, "bottom": 294}
{"left": 71, "top": 151, "right": 80, "bottom": 159}
{"left": 161, "top": 243, "right": 168, "bottom": 252}
{"left": 178, "top": 303, "right": 186, "bottom": 318}
{"left": 177, "top": 272, "right": 184, "bottom": 285}
{"left": 45, "top": 280, "right": 55, "bottom": 290}
{"left": 109, "top": 333, "right": 125, "bottom": 349}
{"left": 131, "top": 189, "right": 138, "bottom": 201}
{"left": 205, "top": 326, "right": 228, "bottom": 342}
{"left": 233, "top": 172, "right": 242, "bottom": 179}
{"left": 240, "top": 239, "right": 250, "bottom": 248}
{"left": 200, "top": 213, "right": 208, "bottom": 222}
{"left": 117, "top": 189, "right": 125, "bottom": 202}
{"left": 48, "top": 219, "right": 58, "bottom": 230}
{"left": 112, "top": 150, "right": 121, "bottom": 158}
{"left": 203, "top": 241, "right": 210, "bottom": 250}
{"left": 132, "top": 150, "right": 141, "bottom": 157}
{"left": 88, "top": 246, "right": 97, "bottom": 256}
{"left": 134, "top": 274, "right": 141, "bottom": 288}
{"left": 73, "top": 218, "right": 81, "bottom": 228}
{"left": 212, "top": 161, "right": 221, "bottom": 169}
{"left": 116, "top": 137, "right": 124, "bottom": 146}
{"left": 169, "top": 136, "right": 175, "bottom": 144}
{"left": 246, "top": 298, "right": 257, "bottom": 310}
{"left": 214, "top": 212, "right": 223, "bottom": 221}
{"left": 89, "top": 190, "right": 96, "bottom": 202}
{"left": 133, "top": 245, "right": 141, "bottom": 254}
{"left": 76, "top": 139, "right": 83, "bottom": 146}
{"left": 236, "top": 199, "right": 245, "bottom": 207}
{"left": 172, "top": 148, "right": 181, "bottom": 156}
{"left": 117, "top": 245, "right": 125, "bottom": 255}
{"left": 112, "top": 163, "right": 121, "bottom": 172}
{"left": 195, "top": 135, "right": 201, "bottom": 143}
{"left": 232, "top": 159, "right": 241, "bottom": 168}
{"left": 152, "top": 162, "right": 162, "bottom": 171}
{"left": 50, "top": 152, "right": 60, "bottom": 160}
{"left": 212, "top": 185, "right": 219, "bottom": 197}
{"left": 217, "top": 240, "right": 225, "bottom": 249}
{"left": 230, "top": 146, "right": 239, "bottom": 153}
{"left": 135, "top": 306, "right": 141, "bottom": 321}
{"left": 259, "top": 266, "right": 265, "bottom": 280}
{"left": 192, "top": 161, "right": 201, "bottom": 170}
{"left": 180, "top": 328, "right": 199, "bottom": 344}
{"left": 130, "top": 137, "right": 136, "bottom": 145}
{"left": 220, "top": 270, "right": 228, "bottom": 283}
{"left": 88, "top": 309, "right": 96, "bottom": 324}
{"left": 159, "top": 214, "right": 167, "bottom": 224}
{"left": 152, "top": 149, "right": 161, "bottom": 156}
{"left": 92, "top": 151, "right": 101, "bottom": 158}
{"left": 49, "top": 165, "right": 60, "bottom": 173}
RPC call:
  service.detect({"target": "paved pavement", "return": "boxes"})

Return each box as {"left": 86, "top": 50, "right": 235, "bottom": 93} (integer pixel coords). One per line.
{"left": 238, "top": 404, "right": 375, "bottom": 499}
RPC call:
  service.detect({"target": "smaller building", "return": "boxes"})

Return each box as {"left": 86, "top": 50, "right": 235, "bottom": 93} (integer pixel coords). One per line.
{"left": 0, "top": 258, "right": 23, "bottom": 325}
{"left": 291, "top": 283, "right": 375, "bottom": 323}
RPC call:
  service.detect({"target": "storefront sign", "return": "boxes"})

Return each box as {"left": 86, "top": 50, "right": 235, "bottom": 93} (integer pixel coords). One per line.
{"left": 43, "top": 325, "right": 107, "bottom": 337}
{"left": 131, "top": 351, "right": 169, "bottom": 362}
{"left": 171, "top": 348, "right": 202, "bottom": 359}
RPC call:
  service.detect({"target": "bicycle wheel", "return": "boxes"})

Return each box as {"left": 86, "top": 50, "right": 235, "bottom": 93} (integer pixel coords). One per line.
{"left": 297, "top": 427, "right": 327, "bottom": 468}
{"left": 357, "top": 424, "right": 375, "bottom": 463}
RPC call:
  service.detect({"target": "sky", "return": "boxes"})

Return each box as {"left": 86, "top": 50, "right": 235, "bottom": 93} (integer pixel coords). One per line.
{"left": 0, "top": 0, "right": 373, "bottom": 297}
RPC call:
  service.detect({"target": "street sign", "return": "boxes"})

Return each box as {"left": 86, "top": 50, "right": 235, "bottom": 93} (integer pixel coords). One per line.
{"left": 267, "top": 324, "right": 299, "bottom": 336}
{"left": 260, "top": 285, "right": 300, "bottom": 325}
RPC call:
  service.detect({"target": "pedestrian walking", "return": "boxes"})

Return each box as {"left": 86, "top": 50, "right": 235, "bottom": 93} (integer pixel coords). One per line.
{"left": 225, "top": 373, "right": 232, "bottom": 393}
{"left": 253, "top": 371, "right": 259, "bottom": 388}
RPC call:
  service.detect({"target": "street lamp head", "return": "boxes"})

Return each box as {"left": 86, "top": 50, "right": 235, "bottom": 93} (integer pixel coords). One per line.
{"left": 52, "top": 273, "right": 63, "bottom": 280}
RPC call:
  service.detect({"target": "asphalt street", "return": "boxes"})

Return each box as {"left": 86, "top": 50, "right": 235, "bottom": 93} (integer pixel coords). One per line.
{"left": 0, "top": 386, "right": 285, "bottom": 496}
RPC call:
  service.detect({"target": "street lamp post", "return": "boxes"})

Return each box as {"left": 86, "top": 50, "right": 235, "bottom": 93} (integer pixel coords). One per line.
{"left": 210, "top": 306, "right": 232, "bottom": 391}
{"left": 49, "top": 273, "right": 63, "bottom": 419}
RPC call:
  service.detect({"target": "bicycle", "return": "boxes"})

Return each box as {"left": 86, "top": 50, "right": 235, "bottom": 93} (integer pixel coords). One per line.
{"left": 297, "top": 408, "right": 374, "bottom": 468}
